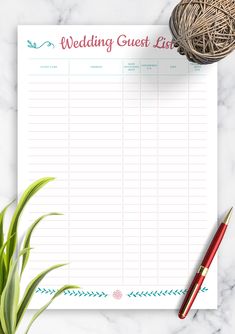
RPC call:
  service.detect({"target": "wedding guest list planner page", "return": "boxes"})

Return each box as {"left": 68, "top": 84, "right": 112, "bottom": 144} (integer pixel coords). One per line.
{"left": 18, "top": 25, "right": 217, "bottom": 309}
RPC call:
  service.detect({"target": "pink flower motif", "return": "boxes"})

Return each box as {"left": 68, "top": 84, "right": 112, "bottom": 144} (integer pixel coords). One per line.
{"left": 113, "top": 290, "right": 122, "bottom": 300}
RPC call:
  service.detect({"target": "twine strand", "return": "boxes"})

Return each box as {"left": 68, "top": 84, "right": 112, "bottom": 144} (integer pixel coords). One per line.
{"left": 169, "top": 0, "right": 235, "bottom": 64}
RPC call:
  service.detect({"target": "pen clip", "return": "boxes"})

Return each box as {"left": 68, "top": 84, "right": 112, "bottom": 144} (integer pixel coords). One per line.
{"left": 178, "top": 272, "right": 205, "bottom": 319}
{"left": 179, "top": 282, "right": 200, "bottom": 319}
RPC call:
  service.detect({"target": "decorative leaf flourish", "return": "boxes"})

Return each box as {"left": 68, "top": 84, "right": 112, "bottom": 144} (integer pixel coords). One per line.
{"left": 36, "top": 288, "right": 108, "bottom": 298}
{"left": 27, "top": 40, "right": 55, "bottom": 49}
{"left": 127, "top": 287, "right": 208, "bottom": 298}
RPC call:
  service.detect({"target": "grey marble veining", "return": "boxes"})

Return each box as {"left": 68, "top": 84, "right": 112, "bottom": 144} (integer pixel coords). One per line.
{"left": 0, "top": 0, "right": 234, "bottom": 333}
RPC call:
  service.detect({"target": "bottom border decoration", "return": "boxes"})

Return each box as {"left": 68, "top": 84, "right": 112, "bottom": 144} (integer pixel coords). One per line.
{"left": 127, "top": 287, "right": 208, "bottom": 297}
{"left": 35, "top": 287, "right": 208, "bottom": 298}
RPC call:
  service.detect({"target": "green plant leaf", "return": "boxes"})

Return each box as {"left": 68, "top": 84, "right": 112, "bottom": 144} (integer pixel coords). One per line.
{"left": 0, "top": 322, "right": 4, "bottom": 334}
{"left": 0, "top": 249, "right": 30, "bottom": 334}
{"left": 0, "top": 234, "right": 16, "bottom": 296}
{"left": 20, "top": 212, "right": 62, "bottom": 276}
{"left": 17, "top": 263, "right": 66, "bottom": 328}
{"left": 6, "top": 177, "right": 54, "bottom": 267}
{"left": 24, "top": 285, "right": 79, "bottom": 334}
{"left": 0, "top": 201, "right": 14, "bottom": 249}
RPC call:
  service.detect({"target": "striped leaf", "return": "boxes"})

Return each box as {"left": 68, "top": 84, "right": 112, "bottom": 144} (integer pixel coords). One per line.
{"left": 17, "top": 263, "right": 66, "bottom": 328}
{"left": 0, "top": 234, "right": 15, "bottom": 296}
{"left": 0, "top": 249, "right": 30, "bottom": 334}
{"left": 24, "top": 285, "right": 79, "bottom": 334}
{"left": 6, "top": 177, "right": 54, "bottom": 267}
{"left": 0, "top": 322, "right": 4, "bottom": 334}
{"left": 20, "top": 212, "right": 62, "bottom": 276}
{"left": 0, "top": 201, "right": 14, "bottom": 249}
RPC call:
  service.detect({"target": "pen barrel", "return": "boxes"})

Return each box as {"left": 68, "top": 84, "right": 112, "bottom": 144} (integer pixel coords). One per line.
{"left": 178, "top": 273, "right": 205, "bottom": 319}
{"left": 201, "top": 223, "right": 227, "bottom": 268}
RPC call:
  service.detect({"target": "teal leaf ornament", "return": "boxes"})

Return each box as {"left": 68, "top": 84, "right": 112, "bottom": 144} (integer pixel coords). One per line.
{"left": 27, "top": 40, "right": 55, "bottom": 49}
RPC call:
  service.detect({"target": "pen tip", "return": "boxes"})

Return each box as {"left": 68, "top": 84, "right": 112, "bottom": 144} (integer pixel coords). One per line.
{"left": 223, "top": 207, "right": 233, "bottom": 225}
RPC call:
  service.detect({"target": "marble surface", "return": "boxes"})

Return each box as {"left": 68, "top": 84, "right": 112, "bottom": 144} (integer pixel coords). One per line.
{"left": 0, "top": 0, "right": 235, "bottom": 333}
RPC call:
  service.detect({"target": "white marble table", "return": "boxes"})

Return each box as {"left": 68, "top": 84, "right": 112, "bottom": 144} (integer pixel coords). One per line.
{"left": 0, "top": 0, "right": 234, "bottom": 333}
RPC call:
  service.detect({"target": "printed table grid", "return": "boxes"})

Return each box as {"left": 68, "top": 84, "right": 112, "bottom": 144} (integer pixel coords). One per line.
{"left": 24, "top": 57, "right": 209, "bottom": 287}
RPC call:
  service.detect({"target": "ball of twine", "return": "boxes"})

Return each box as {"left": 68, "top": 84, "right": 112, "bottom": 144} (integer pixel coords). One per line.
{"left": 169, "top": 0, "right": 235, "bottom": 64}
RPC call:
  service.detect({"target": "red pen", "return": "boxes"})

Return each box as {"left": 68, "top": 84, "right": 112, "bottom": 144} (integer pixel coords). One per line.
{"left": 178, "top": 207, "right": 233, "bottom": 319}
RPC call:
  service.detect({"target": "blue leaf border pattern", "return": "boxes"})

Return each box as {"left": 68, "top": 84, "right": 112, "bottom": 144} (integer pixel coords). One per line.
{"left": 36, "top": 288, "right": 108, "bottom": 298}
{"left": 35, "top": 287, "right": 208, "bottom": 298}
{"left": 127, "top": 287, "right": 208, "bottom": 298}
{"left": 27, "top": 40, "right": 55, "bottom": 49}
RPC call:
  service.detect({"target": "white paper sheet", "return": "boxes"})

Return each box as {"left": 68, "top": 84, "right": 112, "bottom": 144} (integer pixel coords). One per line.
{"left": 18, "top": 25, "right": 217, "bottom": 309}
